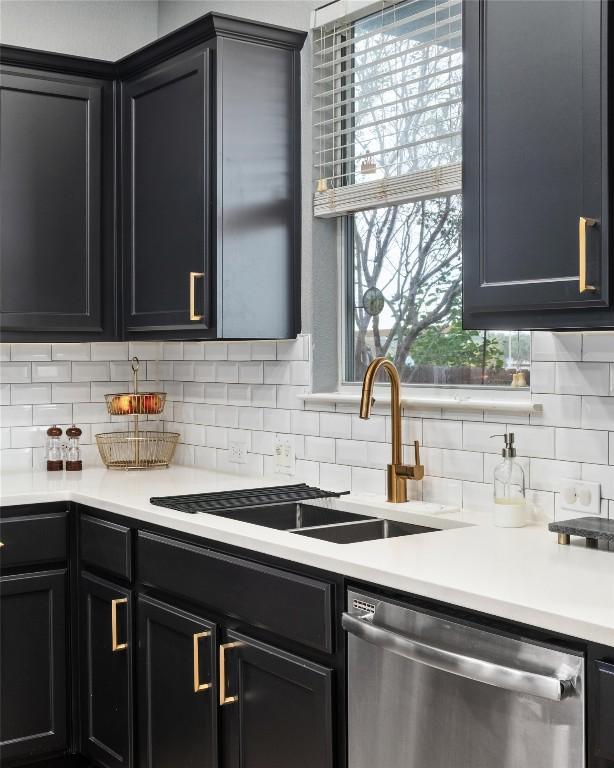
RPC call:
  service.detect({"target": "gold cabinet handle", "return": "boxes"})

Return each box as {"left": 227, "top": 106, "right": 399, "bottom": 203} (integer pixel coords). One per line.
{"left": 193, "top": 631, "right": 212, "bottom": 693}
{"left": 111, "top": 597, "right": 128, "bottom": 652}
{"left": 0, "top": 541, "right": 4, "bottom": 548}
{"left": 579, "top": 216, "right": 598, "bottom": 293}
{"left": 219, "top": 641, "right": 242, "bottom": 706}
{"left": 189, "top": 271, "right": 205, "bottom": 320}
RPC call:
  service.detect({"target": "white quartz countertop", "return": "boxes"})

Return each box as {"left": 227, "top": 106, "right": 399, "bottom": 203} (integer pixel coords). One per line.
{"left": 2, "top": 465, "right": 613, "bottom": 646}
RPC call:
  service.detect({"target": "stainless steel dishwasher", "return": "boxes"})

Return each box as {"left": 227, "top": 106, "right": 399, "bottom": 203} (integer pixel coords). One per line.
{"left": 343, "top": 590, "right": 585, "bottom": 768}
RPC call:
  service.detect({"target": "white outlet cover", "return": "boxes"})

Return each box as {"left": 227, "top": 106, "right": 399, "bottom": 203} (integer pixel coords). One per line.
{"left": 273, "top": 436, "right": 295, "bottom": 475}
{"left": 228, "top": 440, "right": 248, "bottom": 464}
{"left": 559, "top": 478, "right": 601, "bottom": 516}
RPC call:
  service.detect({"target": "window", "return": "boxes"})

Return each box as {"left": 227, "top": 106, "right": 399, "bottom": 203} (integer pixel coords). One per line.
{"left": 313, "top": 0, "right": 530, "bottom": 387}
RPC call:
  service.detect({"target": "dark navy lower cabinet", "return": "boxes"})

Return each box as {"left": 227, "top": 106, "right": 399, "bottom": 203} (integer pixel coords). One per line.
{"left": 137, "top": 595, "right": 218, "bottom": 768}
{"left": 221, "top": 631, "right": 334, "bottom": 768}
{"left": 80, "top": 572, "right": 133, "bottom": 768}
{"left": 0, "top": 569, "right": 68, "bottom": 763}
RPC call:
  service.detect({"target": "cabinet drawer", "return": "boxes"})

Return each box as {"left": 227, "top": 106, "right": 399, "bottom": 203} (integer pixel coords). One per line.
{"left": 595, "top": 660, "right": 614, "bottom": 760}
{"left": 0, "top": 510, "right": 68, "bottom": 568}
{"left": 137, "top": 531, "right": 333, "bottom": 653}
{"left": 81, "top": 514, "right": 132, "bottom": 581}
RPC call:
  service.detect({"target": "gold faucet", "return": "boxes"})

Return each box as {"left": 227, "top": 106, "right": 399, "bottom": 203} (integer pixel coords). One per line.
{"left": 360, "top": 357, "right": 424, "bottom": 503}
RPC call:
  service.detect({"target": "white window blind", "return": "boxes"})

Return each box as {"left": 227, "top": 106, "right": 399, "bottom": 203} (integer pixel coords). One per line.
{"left": 312, "top": 0, "right": 462, "bottom": 218}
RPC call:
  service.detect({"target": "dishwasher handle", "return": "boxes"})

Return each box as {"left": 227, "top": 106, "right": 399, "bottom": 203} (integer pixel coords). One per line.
{"left": 342, "top": 611, "right": 575, "bottom": 702}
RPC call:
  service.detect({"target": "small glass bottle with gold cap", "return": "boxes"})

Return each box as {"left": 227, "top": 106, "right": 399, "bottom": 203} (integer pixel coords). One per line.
{"left": 65, "top": 425, "right": 82, "bottom": 471}
{"left": 46, "top": 425, "right": 63, "bottom": 471}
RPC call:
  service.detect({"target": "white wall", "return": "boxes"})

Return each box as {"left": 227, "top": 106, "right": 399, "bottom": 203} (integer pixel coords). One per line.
{"left": 0, "top": 0, "right": 158, "bottom": 60}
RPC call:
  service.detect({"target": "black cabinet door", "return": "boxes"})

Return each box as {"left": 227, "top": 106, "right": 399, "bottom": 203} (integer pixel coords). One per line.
{"left": 80, "top": 572, "right": 133, "bottom": 768}
{"left": 221, "top": 631, "right": 333, "bottom": 768}
{"left": 122, "top": 52, "right": 212, "bottom": 338}
{"left": 137, "top": 594, "right": 218, "bottom": 768}
{"left": 0, "top": 68, "right": 114, "bottom": 339}
{"left": 463, "top": 0, "right": 612, "bottom": 330}
{"left": 0, "top": 569, "right": 68, "bottom": 763}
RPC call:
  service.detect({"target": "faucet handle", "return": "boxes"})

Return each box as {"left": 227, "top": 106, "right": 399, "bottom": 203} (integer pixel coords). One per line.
{"left": 412, "top": 440, "right": 421, "bottom": 466}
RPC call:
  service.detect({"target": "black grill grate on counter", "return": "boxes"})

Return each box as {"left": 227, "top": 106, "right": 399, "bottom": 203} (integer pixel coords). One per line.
{"left": 150, "top": 484, "right": 349, "bottom": 514}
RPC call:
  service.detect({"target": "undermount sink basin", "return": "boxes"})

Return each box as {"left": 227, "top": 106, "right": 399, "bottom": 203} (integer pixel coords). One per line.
{"left": 212, "top": 501, "right": 442, "bottom": 544}
{"left": 216, "top": 502, "right": 373, "bottom": 530}
{"left": 295, "top": 519, "right": 440, "bottom": 544}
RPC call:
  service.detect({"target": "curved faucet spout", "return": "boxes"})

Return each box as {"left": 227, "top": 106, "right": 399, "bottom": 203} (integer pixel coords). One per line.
{"left": 359, "top": 357, "right": 423, "bottom": 502}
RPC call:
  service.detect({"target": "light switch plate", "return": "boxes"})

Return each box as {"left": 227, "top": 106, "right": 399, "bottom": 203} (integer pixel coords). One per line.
{"left": 273, "top": 436, "right": 295, "bottom": 475}
{"left": 559, "top": 478, "right": 601, "bottom": 516}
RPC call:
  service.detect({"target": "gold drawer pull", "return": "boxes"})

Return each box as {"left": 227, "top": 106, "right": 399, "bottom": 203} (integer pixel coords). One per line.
{"left": 219, "top": 641, "right": 242, "bottom": 705}
{"left": 111, "top": 597, "right": 128, "bottom": 652}
{"left": 189, "top": 272, "right": 205, "bottom": 321}
{"left": 193, "top": 631, "right": 212, "bottom": 693}
{"left": 0, "top": 541, "right": 4, "bottom": 548}
{"left": 579, "top": 216, "right": 598, "bottom": 293}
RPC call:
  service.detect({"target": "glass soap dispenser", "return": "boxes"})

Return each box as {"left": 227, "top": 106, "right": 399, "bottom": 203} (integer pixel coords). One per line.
{"left": 491, "top": 432, "right": 527, "bottom": 527}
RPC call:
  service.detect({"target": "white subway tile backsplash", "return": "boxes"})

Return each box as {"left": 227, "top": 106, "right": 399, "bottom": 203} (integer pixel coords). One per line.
{"left": 11, "top": 343, "right": 51, "bottom": 361}
{"left": 0, "top": 384, "right": 10, "bottom": 406}
{"left": 193, "top": 403, "right": 216, "bottom": 425}
{"left": 336, "top": 439, "right": 368, "bottom": 466}
{"left": 1, "top": 405, "right": 32, "bottom": 427}
{"left": 0, "top": 428, "right": 10, "bottom": 450}
{"left": 227, "top": 385, "right": 251, "bottom": 406}
{"left": 32, "top": 403, "right": 72, "bottom": 426}
{"left": 422, "top": 477, "right": 463, "bottom": 507}
{"left": 206, "top": 426, "right": 228, "bottom": 449}
{"left": 251, "top": 385, "right": 276, "bottom": 408}
{"left": 182, "top": 342, "right": 205, "bottom": 360}
{"left": 185, "top": 383, "right": 208, "bottom": 402}
{"left": 581, "top": 397, "right": 614, "bottom": 431}
{"left": 291, "top": 410, "right": 319, "bottom": 436}
{"left": 227, "top": 342, "right": 251, "bottom": 361}
{"left": 277, "top": 338, "right": 305, "bottom": 361}
{"left": 422, "top": 419, "right": 462, "bottom": 449}
{"left": 610, "top": 432, "right": 614, "bottom": 464}
{"left": 582, "top": 333, "right": 614, "bottom": 362}
{"left": 238, "top": 362, "right": 263, "bottom": 384}
{"left": 507, "top": 424, "right": 555, "bottom": 458}
{"left": 263, "top": 361, "right": 290, "bottom": 385}
{"left": 319, "top": 412, "right": 351, "bottom": 439}
{"left": 462, "top": 422, "right": 505, "bottom": 453}
{"left": 52, "top": 343, "right": 90, "bottom": 361}
{"left": 194, "top": 361, "right": 216, "bottom": 382}
{"left": 32, "top": 361, "right": 71, "bottom": 383}
{"left": 250, "top": 341, "right": 276, "bottom": 360}
{"left": 11, "top": 426, "right": 46, "bottom": 448}
{"left": 238, "top": 407, "right": 263, "bottom": 431}
{"left": 128, "top": 341, "right": 163, "bottom": 360}
{"left": 276, "top": 386, "right": 307, "bottom": 410}
{"left": 73, "top": 402, "right": 111, "bottom": 424}
{"left": 289, "top": 361, "right": 310, "bottom": 385}
{"left": 462, "top": 481, "right": 492, "bottom": 512}
{"left": 11, "top": 384, "right": 51, "bottom": 405}
{"left": 73, "top": 361, "right": 110, "bottom": 382}
{"left": 263, "top": 408, "right": 291, "bottom": 433}
{"left": 91, "top": 342, "right": 129, "bottom": 361}
{"left": 532, "top": 332, "right": 582, "bottom": 361}
{"left": 195, "top": 445, "right": 217, "bottom": 469}
{"left": 528, "top": 458, "right": 579, "bottom": 492}
{"left": 148, "top": 361, "right": 173, "bottom": 381}
{"left": 555, "top": 362, "right": 610, "bottom": 395}
{"left": 442, "top": 450, "right": 483, "bottom": 482}
{"left": 0, "top": 345, "right": 11, "bottom": 362}
{"left": 556, "top": 427, "right": 609, "bottom": 464}
{"left": 351, "top": 466, "right": 384, "bottom": 495}
{"left": 530, "top": 362, "right": 555, "bottom": 393}
{"left": 172, "top": 361, "right": 195, "bottom": 381}
{"left": 52, "top": 382, "right": 90, "bottom": 403}
{"left": 305, "top": 435, "right": 335, "bottom": 463}
{"left": 204, "top": 343, "right": 228, "bottom": 361}
{"left": 581, "top": 463, "right": 614, "bottom": 499}
{"left": 319, "top": 462, "right": 352, "bottom": 492}
{"left": 1, "top": 363, "right": 30, "bottom": 384}
{"left": 351, "top": 414, "right": 386, "bottom": 442}
{"left": 163, "top": 342, "right": 183, "bottom": 360}
{"left": 216, "top": 362, "right": 239, "bottom": 383}
{"left": 0, "top": 448, "right": 33, "bottom": 470}
{"left": 530, "top": 394, "right": 582, "bottom": 428}
{"left": 215, "top": 405, "right": 239, "bottom": 428}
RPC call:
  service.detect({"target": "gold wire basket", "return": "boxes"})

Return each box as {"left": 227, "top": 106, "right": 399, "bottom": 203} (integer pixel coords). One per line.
{"left": 96, "top": 357, "right": 179, "bottom": 470}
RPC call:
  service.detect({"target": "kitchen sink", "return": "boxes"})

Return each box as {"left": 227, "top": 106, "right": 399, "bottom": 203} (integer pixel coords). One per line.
{"left": 295, "top": 519, "right": 440, "bottom": 544}
{"left": 215, "top": 502, "right": 374, "bottom": 530}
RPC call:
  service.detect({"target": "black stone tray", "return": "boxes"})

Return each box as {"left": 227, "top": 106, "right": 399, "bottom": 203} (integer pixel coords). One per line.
{"left": 548, "top": 516, "right": 614, "bottom": 547}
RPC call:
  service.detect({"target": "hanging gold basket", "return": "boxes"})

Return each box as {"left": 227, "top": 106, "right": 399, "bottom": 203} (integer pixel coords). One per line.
{"left": 96, "top": 357, "right": 179, "bottom": 470}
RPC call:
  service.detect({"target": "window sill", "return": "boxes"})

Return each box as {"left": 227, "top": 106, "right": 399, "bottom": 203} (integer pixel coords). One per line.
{"left": 300, "top": 390, "right": 542, "bottom": 415}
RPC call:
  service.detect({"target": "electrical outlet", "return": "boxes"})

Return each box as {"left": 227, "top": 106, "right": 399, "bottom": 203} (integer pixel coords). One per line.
{"left": 228, "top": 440, "right": 248, "bottom": 464}
{"left": 559, "top": 478, "right": 601, "bottom": 516}
{"left": 273, "top": 436, "right": 295, "bottom": 475}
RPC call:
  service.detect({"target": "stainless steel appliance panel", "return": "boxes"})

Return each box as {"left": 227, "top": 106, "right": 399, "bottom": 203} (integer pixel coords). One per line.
{"left": 345, "top": 590, "right": 585, "bottom": 768}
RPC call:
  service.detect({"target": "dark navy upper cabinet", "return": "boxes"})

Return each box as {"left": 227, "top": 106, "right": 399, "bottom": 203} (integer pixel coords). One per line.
{"left": 0, "top": 64, "right": 117, "bottom": 341}
{"left": 463, "top": 0, "right": 612, "bottom": 330}
{"left": 0, "top": 14, "right": 305, "bottom": 342}
{"left": 121, "top": 18, "right": 305, "bottom": 340}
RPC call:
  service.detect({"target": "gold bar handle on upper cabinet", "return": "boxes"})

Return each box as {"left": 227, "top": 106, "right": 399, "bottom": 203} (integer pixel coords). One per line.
{"left": 579, "top": 217, "right": 598, "bottom": 293}
{"left": 193, "top": 631, "right": 212, "bottom": 693}
{"left": 219, "top": 641, "right": 242, "bottom": 706}
{"left": 111, "top": 597, "right": 128, "bottom": 652}
{"left": 189, "top": 272, "right": 205, "bottom": 321}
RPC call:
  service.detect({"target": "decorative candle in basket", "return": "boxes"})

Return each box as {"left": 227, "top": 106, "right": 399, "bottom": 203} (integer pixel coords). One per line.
{"left": 96, "top": 357, "right": 179, "bottom": 469}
